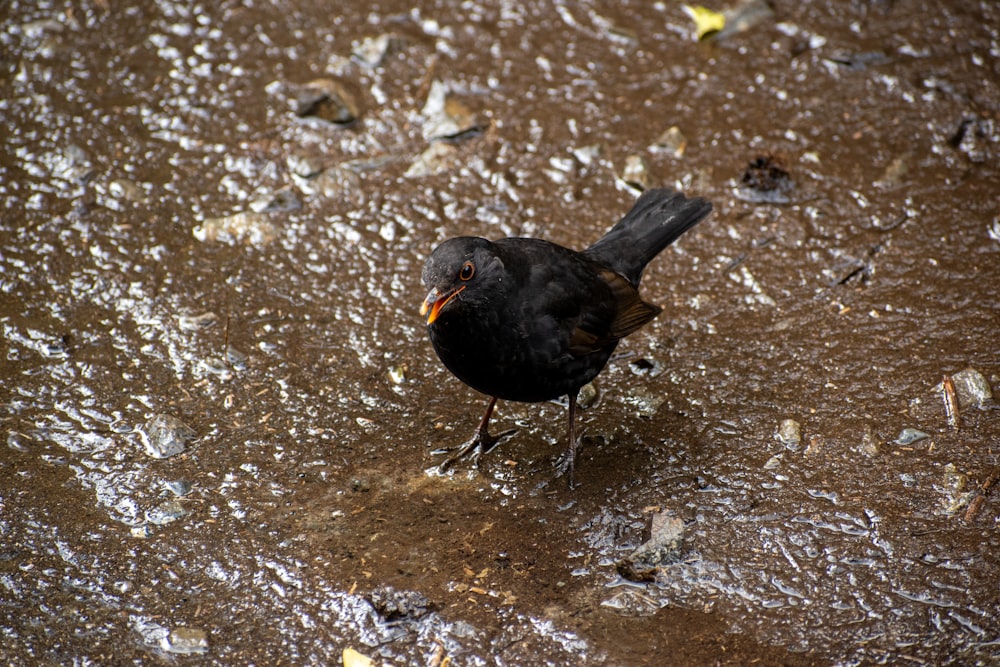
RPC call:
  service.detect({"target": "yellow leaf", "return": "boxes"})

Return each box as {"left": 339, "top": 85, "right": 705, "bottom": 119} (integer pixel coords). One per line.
{"left": 683, "top": 5, "right": 726, "bottom": 40}
{"left": 343, "top": 647, "right": 375, "bottom": 667}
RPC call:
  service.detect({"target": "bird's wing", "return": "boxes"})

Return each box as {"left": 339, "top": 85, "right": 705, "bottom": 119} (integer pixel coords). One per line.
{"left": 567, "top": 269, "right": 661, "bottom": 356}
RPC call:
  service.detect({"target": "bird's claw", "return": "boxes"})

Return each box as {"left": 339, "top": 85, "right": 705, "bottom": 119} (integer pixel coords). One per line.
{"left": 437, "top": 428, "right": 517, "bottom": 473}
{"left": 553, "top": 440, "right": 582, "bottom": 489}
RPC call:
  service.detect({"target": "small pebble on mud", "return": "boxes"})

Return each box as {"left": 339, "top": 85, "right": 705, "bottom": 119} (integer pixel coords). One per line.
{"left": 947, "top": 368, "right": 995, "bottom": 409}
{"left": 163, "top": 627, "right": 209, "bottom": 654}
{"left": 146, "top": 500, "right": 188, "bottom": 526}
{"left": 366, "top": 586, "right": 433, "bottom": 622}
{"left": 141, "top": 413, "right": 196, "bottom": 459}
{"left": 291, "top": 78, "right": 360, "bottom": 124}
{"left": 193, "top": 212, "right": 277, "bottom": 247}
{"left": 352, "top": 34, "right": 394, "bottom": 67}
{"left": 775, "top": 419, "right": 802, "bottom": 449}
{"left": 405, "top": 142, "right": 461, "bottom": 178}
{"left": 649, "top": 126, "right": 687, "bottom": 157}
{"left": 622, "top": 388, "right": 665, "bottom": 419}
{"left": 387, "top": 364, "right": 407, "bottom": 385}
{"left": 250, "top": 188, "right": 301, "bottom": 213}
{"left": 618, "top": 510, "right": 686, "bottom": 582}
{"left": 420, "top": 80, "right": 481, "bottom": 141}
{"left": 578, "top": 382, "right": 599, "bottom": 409}
{"left": 859, "top": 424, "right": 880, "bottom": 457}
{"left": 621, "top": 154, "right": 649, "bottom": 190}
{"left": 894, "top": 428, "right": 930, "bottom": 446}
{"left": 178, "top": 312, "right": 218, "bottom": 331}
{"left": 939, "top": 463, "right": 974, "bottom": 515}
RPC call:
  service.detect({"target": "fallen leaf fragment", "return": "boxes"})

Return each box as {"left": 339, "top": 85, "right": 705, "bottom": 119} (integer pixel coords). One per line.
{"left": 683, "top": 5, "right": 726, "bottom": 40}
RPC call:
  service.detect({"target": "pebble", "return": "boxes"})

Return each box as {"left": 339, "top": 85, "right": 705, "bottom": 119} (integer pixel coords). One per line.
{"left": 420, "top": 80, "right": 481, "bottom": 141}
{"left": 146, "top": 500, "right": 188, "bottom": 526}
{"left": 193, "top": 212, "right": 277, "bottom": 247}
{"left": 163, "top": 627, "right": 209, "bottom": 654}
{"left": 859, "top": 423, "right": 880, "bottom": 457}
{"left": 352, "top": 34, "right": 394, "bottom": 67}
{"left": 622, "top": 388, "right": 665, "bottom": 418}
{"left": 775, "top": 419, "right": 802, "bottom": 449}
{"left": 617, "top": 510, "right": 686, "bottom": 582}
{"left": 894, "top": 428, "right": 929, "bottom": 445}
{"left": 292, "top": 78, "right": 360, "bottom": 124}
{"left": 577, "top": 382, "right": 599, "bottom": 409}
{"left": 250, "top": 188, "right": 301, "bottom": 213}
{"left": 405, "top": 142, "right": 460, "bottom": 178}
{"left": 142, "top": 413, "right": 196, "bottom": 459}
{"left": 949, "top": 368, "right": 995, "bottom": 409}
{"left": 178, "top": 312, "right": 217, "bottom": 331}
{"left": 621, "top": 154, "right": 649, "bottom": 190}
{"left": 649, "top": 126, "right": 687, "bottom": 157}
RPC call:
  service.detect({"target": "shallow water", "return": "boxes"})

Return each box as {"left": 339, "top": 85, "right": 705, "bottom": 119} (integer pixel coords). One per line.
{"left": 2, "top": 1, "right": 999, "bottom": 665}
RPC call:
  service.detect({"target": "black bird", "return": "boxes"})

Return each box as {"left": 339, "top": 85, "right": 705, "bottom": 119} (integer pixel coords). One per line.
{"left": 420, "top": 188, "right": 712, "bottom": 485}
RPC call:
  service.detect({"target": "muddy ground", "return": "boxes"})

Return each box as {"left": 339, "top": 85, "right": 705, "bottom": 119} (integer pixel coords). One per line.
{"left": 2, "top": 0, "right": 999, "bottom": 665}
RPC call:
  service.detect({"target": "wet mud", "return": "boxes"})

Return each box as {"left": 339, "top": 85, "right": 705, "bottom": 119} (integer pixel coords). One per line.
{"left": 2, "top": 1, "right": 999, "bottom": 665}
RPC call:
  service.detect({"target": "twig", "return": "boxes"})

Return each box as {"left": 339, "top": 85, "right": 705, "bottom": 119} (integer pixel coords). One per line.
{"left": 963, "top": 468, "right": 1000, "bottom": 523}
{"left": 942, "top": 374, "right": 960, "bottom": 430}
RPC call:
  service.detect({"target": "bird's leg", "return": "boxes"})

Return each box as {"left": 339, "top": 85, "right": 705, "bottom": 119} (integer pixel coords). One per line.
{"left": 437, "top": 396, "right": 516, "bottom": 473}
{"left": 554, "top": 390, "right": 581, "bottom": 489}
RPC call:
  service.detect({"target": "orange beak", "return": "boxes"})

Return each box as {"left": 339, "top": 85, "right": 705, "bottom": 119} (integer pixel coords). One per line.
{"left": 420, "top": 286, "right": 465, "bottom": 324}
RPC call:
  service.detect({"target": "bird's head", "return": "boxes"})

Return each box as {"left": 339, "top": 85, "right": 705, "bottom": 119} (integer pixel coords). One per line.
{"left": 420, "top": 237, "right": 504, "bottom": 325}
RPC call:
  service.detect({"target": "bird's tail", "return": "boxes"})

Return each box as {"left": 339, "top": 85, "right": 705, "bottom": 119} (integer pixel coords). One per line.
{"left": 584, "top": 188, "right": 712, "bottom": 285}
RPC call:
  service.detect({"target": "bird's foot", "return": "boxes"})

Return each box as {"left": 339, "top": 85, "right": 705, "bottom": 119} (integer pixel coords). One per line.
{"left": 436, "top": 427, "right": 517, "bottom": 473}
{"left": 553, "top": 439, "right": 582, "bottom": 490}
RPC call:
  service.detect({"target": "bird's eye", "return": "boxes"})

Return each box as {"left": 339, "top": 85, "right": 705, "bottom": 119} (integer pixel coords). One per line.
{"left": 459, "top": 261, "right": 475, "bottom": 281}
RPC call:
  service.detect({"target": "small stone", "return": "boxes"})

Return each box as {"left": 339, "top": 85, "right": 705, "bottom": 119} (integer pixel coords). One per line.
{"left": 571, "top": 144, "right": 602, "bottom": 166}
{"left": 367, "top": 586, "right": 432, "bottom": 622}
{"left": 405, "top": 142, "right": 460, "bottom": 178}
{"left": 894, "top": 428, "right": 930, "bottom": 445}
{"left": 352, "top": 34, "right": 394, "bottom": 67}
{"left": 146, "top": 500, "right": 188, "bottom": 526}
{"left": 142, "top": 414, "right": 196, "bottom": 459}
{"left": 650, "top": 126, "right": 687, "bottom": 157}
{"left": 305, "top": 165, "right": 364, "bottom": 201}
{"left": 178, "top": 312, "right": 218, "bottom": 331}
{"left": 130, "top": 525, "right": 154, "bottom": 538}
{"left": 420, "top": 80, "right": 481, "bottom": 141}
{"left": 250, "top": 188, "right": 301, "bottom": 213}
{"left": 621, "top": 154, "right": 649, "bottom": 189}
{"left": 163, "top": 627, "right": 209, "bottom": 654}
{"left": 939, "top": 463, "right": 974, "bottom": 515}
{"left": 622, "top": 388, "right": 665, "bottom": 418}
{"left": 287, "top": 151, "right": 327, "bottom": 179}
{"left": 763, "top": 454, "right": 783, "bottom": 469}
{"left": 108, "top": 178, "right": 148, "bottom": 204}
{"left": 577, "top": 382, "right": 599, "bottom": 409}
{"left": 775, "top": 419, "right": 802, "bottom": 449}
{"left": 292, "top": 79, "right": 360, "bottom": 124}
{"left": 387, "top": 364, "right": 407, "bottom": 385}
{"left": 193, "top": 212, "right": 277, "bottom": 247}
{"left": 858, "top": 424, "right": 880, "bottom": 457}
{"left": 225, "top": 345, "right": 248, "bottom": 370}
{"left": 618, "top": 510, "right": 685, "bottom": 582}
{"left": 165, "top": 480, "right": 193, "bottom": 496}
{"left": 949, "top": 368, "right": 995, "bottom": 409}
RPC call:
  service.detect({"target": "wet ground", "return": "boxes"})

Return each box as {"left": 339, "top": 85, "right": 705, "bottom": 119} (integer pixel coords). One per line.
{"left": 2, "top": 0, "right": 999, "bottom": 664}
